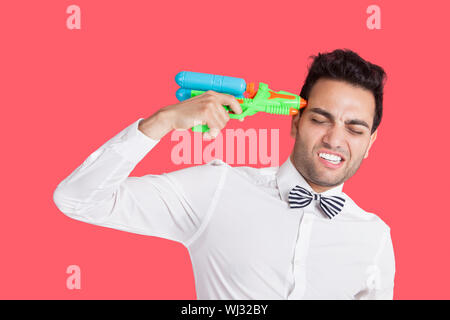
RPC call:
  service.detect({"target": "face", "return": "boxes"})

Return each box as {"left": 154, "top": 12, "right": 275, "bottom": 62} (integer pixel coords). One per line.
{"left": 290, "top": 78, "right": 378, "bottom": 193}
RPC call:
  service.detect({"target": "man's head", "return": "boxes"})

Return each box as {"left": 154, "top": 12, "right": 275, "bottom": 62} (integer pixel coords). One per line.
{"left": 290, "top": 49, "right": 386, "bottom": 193}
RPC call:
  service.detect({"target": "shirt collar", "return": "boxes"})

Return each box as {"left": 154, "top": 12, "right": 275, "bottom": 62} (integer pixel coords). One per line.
{"left": 276, "top": 155, "right": 344, "bottom": 203}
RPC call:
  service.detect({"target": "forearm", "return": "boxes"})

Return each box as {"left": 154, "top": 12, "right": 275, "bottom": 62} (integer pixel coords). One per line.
{"left": 138, "top": 108, "right": 174, "bottom": 140}
{"left": 53, "top": 118, "right": 159, "bottom": 219}
{"left": 53, "top": 114, "right": 224, "bottom": 244}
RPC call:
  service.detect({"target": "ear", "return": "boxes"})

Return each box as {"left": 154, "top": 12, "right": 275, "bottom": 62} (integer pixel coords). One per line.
{"left": 290, "top": 114, "right": 300, "bottom": 139}
{"left": 364, "top": 130, "right": 377, "bottom": 159}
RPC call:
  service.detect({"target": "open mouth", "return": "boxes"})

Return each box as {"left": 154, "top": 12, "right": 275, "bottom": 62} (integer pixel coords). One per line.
{"left": 317, "top": 151, "right": 345, "bottom": 168}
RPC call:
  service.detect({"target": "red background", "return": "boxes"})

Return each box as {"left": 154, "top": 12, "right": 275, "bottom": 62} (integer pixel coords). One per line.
{"left": 1, "top": 0, "right": 448, "bottom": 299}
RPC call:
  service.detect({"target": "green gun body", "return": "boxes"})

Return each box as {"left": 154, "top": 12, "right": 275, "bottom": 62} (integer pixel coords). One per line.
{"left": 189, "top": 82, "right": 307, "bottom": 132}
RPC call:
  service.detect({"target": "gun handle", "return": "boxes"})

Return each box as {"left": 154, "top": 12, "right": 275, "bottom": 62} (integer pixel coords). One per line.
{"left": 191, "top": 124, "right": 210, "bottom": 132}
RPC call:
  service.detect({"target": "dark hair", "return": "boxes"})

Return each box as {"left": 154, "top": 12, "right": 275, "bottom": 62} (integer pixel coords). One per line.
{"left": 300, "top": 49, "right": 386, "bottom": 134}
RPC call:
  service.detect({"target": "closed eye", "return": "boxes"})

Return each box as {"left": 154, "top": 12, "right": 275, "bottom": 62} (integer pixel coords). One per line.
{"left": 313, "top": 119, "right": 364, "bottom": 135}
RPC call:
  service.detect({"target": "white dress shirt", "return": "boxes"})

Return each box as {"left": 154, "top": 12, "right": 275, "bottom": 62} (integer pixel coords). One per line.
{"left": 53, "top": 118, "right": 396, "bottom": 300}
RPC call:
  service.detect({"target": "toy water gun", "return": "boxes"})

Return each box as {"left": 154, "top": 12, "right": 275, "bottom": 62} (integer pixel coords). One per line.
{"left": 175, "top": 71, "right": 308, "bottom": 132}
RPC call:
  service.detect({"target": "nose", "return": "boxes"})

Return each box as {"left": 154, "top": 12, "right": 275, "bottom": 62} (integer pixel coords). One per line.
{"left": 322, "top": 125, "right": 346, "bottom": 150}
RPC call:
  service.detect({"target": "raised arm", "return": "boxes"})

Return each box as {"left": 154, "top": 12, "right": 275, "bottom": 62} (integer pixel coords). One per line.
{"left": 53, "top": 92, "right": 241, "bottom": 245}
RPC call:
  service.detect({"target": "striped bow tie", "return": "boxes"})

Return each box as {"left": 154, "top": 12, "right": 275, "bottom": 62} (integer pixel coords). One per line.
{"left": 288, "top": 185, "right": 346, "bottom": 219}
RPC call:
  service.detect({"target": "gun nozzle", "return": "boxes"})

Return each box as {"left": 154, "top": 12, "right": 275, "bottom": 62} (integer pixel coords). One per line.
{"left": 300, "top": 98, "right": 307, "bottom": 109}
{"left": 289, "top": 108, "right": 299, "bottom": 116}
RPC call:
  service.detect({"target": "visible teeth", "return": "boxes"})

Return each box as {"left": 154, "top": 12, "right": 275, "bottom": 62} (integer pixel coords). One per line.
{"left": 319, "top": 152, "right": 342, "bottom": 163}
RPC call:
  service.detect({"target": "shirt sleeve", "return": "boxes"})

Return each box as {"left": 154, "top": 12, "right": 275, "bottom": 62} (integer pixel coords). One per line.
{"left": 53, "top": 118, "right": 226, "bottom": 246}
{"left": 355, "top": 227, "right": 396, "bottom": 300}
{"left": 373, "top": 229, "right": 396, "bottom": 299}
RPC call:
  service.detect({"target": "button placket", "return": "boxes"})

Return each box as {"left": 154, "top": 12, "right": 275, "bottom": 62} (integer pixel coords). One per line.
{"left": 288, "top": 212, "right": 314, "bottom": 300}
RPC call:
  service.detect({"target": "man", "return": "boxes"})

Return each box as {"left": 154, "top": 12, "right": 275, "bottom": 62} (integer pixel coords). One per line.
{"left": 53, "top": 49, "right": 395, "bottom": 299}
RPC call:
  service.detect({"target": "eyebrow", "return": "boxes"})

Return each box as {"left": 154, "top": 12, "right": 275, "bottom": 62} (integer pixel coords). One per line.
{"left": 308, "top": 107, "right": 371, "bottom": 130}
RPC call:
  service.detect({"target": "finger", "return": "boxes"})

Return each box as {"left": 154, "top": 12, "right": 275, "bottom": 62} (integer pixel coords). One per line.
{"left": 203, "top": 131, "right": 212, "bottom": 140}
{"left": 209, "top": 107, "right": 226, "bottom": 131}
{"left": 209, "top": 105, "right": 229, "bottom": 137}
{"left": 202, "top": 107, "right": 223, "bottom": 139}
{"left": 202, "top": 97, "right": 229, "bottom": 129}
{"left": 203, "top": 91, "right": 232, "bottom": 124}
{"left": 215, "top": 93, "right": 243, "bottom": 115}
{"left": 215, "top": 103, "right": 231, "bottom": 125}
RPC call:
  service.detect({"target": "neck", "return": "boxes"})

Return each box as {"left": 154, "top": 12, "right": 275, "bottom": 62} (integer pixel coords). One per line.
{"left": 289, "top": 153, "right": 337, "bottom": 194}
{"left": 308, "top": 182, "right": 333, "bottom": 194}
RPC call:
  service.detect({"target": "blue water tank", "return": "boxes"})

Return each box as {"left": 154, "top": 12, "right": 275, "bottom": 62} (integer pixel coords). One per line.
{"left": 175, "top": 71, "right": 246, "bottom": 96}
